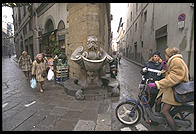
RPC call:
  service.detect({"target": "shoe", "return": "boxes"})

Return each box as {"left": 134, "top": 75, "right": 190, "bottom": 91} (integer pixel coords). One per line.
{"left": 40, "top": 89, "right": 44, "bottom": 93}
{"left": 146, "top": 119, "right": 152, "bottom": 124}
{"left": 146, "top": 119, "right": 159, "bottom": 126}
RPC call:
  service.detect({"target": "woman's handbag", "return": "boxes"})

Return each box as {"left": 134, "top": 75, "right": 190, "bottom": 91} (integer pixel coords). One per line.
{"left": 173, "top": 81, "right": 194, "bottom": 103}
{"left": 30, "top": 78, "right": 37, "bottom": 88}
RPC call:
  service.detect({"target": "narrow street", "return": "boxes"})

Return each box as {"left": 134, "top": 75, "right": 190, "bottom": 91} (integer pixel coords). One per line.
{"left": 2, "top": 56, "right": 193, "bottom": 131}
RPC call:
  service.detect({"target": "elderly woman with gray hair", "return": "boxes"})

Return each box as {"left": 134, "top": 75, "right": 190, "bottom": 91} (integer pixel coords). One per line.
{"left": 32, "top": 54, "right": 47, "bottom": 93}
{"left": 18, "top": 51, "right": 32, "bottom": 83}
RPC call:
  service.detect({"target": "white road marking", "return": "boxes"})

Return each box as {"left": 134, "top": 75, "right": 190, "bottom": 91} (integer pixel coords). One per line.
{"left": 135, "top": 123, "right": 148, "bottom": 131}
{"left": 3, "top": 103, "right": 8, "bottom": 108}
{"left": 120, "top": 127, "right": 132, "bottom": 131}
{"left": 24, "top": 101, "right": 36, "bottom": 107}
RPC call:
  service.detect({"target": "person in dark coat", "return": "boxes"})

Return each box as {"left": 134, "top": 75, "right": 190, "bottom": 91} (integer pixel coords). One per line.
{"left": 140, "top": 51, "right": 167, "bottom": 108}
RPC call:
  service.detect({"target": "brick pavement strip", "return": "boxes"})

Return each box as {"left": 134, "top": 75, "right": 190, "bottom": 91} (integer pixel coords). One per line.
{"left": 96, "top": 113, "right": 111, "bottom": 126}
{"left": 73, "top": 120, "right": 96, "bottom": 131}
{"left": 120, "top": 127, "right": 132, "bottom": 131}
{"left": 135, "top": 123, "right": 148, "bottom": 131}
{"left": 95, "top": 124, "right": 111, "bottom": 131}
{"left": 95, "top": 113, "right": 112, "bottom": 131}
{"left": 53, "top": 119, "right": 78, "bottom": 131}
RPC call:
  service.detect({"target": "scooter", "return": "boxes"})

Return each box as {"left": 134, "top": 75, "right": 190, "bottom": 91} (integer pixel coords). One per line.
{"left": 115, "top": 68, "right": 194, "bottom": 130}
{"left": 110, "top": 58, "right": 118, "bottom": 78}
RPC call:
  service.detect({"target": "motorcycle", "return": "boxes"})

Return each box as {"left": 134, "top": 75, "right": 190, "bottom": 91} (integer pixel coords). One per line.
{"left": 110, "top": 58, "right": 118, "bottom": 78}
{"left": 115, "top": 68, "right": 194, "bottom": 130}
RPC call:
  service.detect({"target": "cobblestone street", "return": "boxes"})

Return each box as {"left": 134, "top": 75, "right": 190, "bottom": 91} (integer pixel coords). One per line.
{"left": 2, "top": 56, "right": 193, "bottom": 131}
{"left": 2, "top": 57, "right": 113, "bottom": 131}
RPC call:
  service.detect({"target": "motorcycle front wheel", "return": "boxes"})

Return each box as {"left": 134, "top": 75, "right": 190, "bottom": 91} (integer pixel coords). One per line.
{"left": 115, "top": 101, "right": 141, "bottom": 125}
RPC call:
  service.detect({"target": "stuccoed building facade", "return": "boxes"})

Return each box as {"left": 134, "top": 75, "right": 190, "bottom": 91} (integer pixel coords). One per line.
{"left": 13, "top": 3, "right": 112, "bottom": 80}
{"left": 13, "top": 3, "right": 68, "bottom": 60}
{"left": 120, "top": 3, "right": 194, "bottom": 79}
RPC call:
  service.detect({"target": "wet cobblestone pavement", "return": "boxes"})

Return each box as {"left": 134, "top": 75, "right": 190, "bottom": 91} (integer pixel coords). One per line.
{"left": 2, "top": 56, "right": 194, "bottom": 131}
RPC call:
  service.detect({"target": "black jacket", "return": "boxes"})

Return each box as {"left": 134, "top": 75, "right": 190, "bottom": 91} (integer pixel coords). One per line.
{"left": 140, "top": 60, "right": 164, "bottom": 83}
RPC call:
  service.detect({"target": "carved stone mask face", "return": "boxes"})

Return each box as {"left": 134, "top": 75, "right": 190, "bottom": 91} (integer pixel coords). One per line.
{"left": 88, "top": 41, "right": 97, "bottom": 51}
{"left": 87, "top": 36, "right": 98, "bottom": 51}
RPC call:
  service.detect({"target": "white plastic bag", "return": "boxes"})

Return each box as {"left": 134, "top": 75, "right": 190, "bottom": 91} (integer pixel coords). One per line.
{"left": 30, "top": 78, "right": 37, "bottom": 88}
{"left": 47, "top": 68, "right": 54, "bottom": 80}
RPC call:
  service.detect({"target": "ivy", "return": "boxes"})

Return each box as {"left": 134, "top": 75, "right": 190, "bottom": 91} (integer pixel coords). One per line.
{"left": 46, "top": 32, "right": 60, "bottom": 56}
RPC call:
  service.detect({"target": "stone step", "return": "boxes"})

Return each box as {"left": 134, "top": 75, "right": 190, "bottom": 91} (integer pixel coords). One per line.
{"left": 58, "top": 79, "right": 117, "bottom": 100}
{"left": 83, "top": 87, "right": 112, "bottom": 100}
{"left": 58, "top": 78, "right": 80, "bottom": 96}
{"left": 83, "top": 89, "right": 108, "bottom": 95}
{"left": 84, "top": 92, "right": 112, "bottom": 101}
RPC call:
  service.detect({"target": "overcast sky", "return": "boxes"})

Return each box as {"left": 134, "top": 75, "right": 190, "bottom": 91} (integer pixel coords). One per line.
{"left": 2, "top": 6, "right": 13, "bottom": 31}
{"left": 111, "top": 3, "right": 127, "bottom": 40}
{"left": 2, "top": 4, "right": 128, "bottom": 41}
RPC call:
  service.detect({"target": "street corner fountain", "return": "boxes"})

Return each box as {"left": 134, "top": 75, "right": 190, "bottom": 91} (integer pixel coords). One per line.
{"left": 70, "top": 36, "right": 120, "bottom": 100}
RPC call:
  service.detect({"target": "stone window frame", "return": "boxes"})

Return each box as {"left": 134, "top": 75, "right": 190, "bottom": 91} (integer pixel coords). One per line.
{"left": 57, "top": 20, "right": 65, "bottom": 31}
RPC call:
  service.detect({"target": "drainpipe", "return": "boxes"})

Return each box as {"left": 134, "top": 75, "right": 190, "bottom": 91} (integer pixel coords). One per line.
{"left": 32, "top": 4, "right": 39, "bottom": 57}
{"left": 187, "top": 8, "right": 194, "bottom": 79}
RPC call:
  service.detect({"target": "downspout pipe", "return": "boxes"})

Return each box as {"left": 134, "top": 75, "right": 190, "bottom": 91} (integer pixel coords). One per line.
{"left": 187, "top": 7, "right": 194, "bottom": 79}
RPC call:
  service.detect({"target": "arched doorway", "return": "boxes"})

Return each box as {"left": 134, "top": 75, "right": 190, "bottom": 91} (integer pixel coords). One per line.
{"left": 45, "top": 19, "right": 54, "bottom": 33}
{"left": 40, "top": 18, "right": 56, "bottom": 54}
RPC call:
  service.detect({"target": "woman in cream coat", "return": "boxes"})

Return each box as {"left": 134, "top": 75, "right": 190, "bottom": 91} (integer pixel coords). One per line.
{"left": 32, "top": 54, "right": 47, "bottom": 93}
{"left": 147, "top": 47, "right": 189, "bottom": 130}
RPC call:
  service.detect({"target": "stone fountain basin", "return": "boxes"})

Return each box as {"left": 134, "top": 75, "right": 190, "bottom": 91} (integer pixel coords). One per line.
{"left": 70, "top": 46, "right": 113, "bottom": 72}
{"left": 82, "top": 56, "right": 107, "bottom": 71}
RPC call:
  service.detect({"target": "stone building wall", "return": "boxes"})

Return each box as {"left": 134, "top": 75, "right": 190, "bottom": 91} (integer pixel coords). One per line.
{"left": 67, "top": 3, "right": 111, "bottom": 80}
{"left": 123, "top": 3, "right": 194, "bottom": 79}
